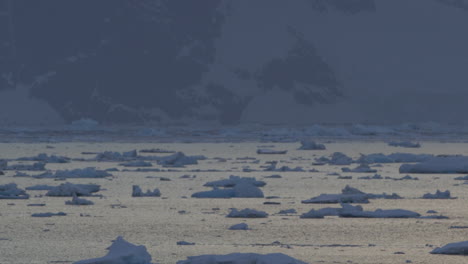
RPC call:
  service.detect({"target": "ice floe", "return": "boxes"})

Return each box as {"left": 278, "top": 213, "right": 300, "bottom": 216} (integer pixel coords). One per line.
{"left": 176, "top": 253, "right": 308, "bottom": 264}
{"left": 298, "top": 140, "right": 326, "bottom": 150}
{"left": 229, "top": 223, "right": 249, "bottom": 230}
{"left": 431, "top": 241, "right": 468, "bottom": 255}
{"left": 400, "top": 156, "right": 468, "bottom": 174}
{"left": 339, "top": 204, "right": 420, "bottom": 218}
{"left": 139, "top": 148, "right": 175, "bottom": 154}
{"left": 257, "top": 149, "right": 287, "bottom": 155}
{"left": 177, "top": 241, "right": 195, "bottom": 246}
{"left": 358, "top": 174, "right": 383, "bottom": 180}
{"left": 68, "top": 118, "right": 100, "bottom": 131}
{"left": 0, "top": 183, "right": 29, "bottom": 199}
{"left": 388, "top": 141, "right": 421, "bottom": 148}
{"left": 226, "top": 208, "right": 268, "bottom": 218}
{"left": 203, "top": 175, "right": 266, "bottom": 188}
{"left": 18, "top": 153, "right": 70, "bottom": 163}
{"left": 157, "top": 152, "right": 205, "bottom": 167}
{"left": 192, "top": 182, "right": 264, "bottom": 198}
{"left": 25, "top": 184, "right": 55, "bottom": 191}
{"left": 120, "top": 161, "right": 153, "bottom": 167}
{"left": 74, "top": 236, "right": 152, "bottom": 264}
{"left": 316, "top": 152, "right": 353, "bottom": 165}
{"left": 94, "top": 150, "right": 138, "bottom": 162}
{"left": 132, "top": 185, "right": 161, "bottom": 197}
{"left": 342, "top": 164, "right": 377, "bottom": 173}
{"left": 46, "top": 182, "right": 100, "bottom": 197}
{"left": 421, "top": 190, "right": 455, "bottom": 199}
{"left": 357, "top": 153, "right": 433, "bottom": 164}
{"left": 31, "top": 212, "right": 66, "bottom": 217}
{"left": 264, "top": 161, "right": 304, "bottom": 172}
{"left": 302, "top": 185, "right": 401, "bottom": 204}
{"left": 65, "top": 193, "right": 94, "bottom": 205}
{"left": 34, "top": 167, "right": 112, "bottom": 179}
{"left": 5, "top": 162, "right": 46, "bottom": 171}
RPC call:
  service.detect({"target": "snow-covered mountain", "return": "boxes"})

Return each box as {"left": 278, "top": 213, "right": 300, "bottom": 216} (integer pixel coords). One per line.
{"left": 1, "top": 0, "right": 468, "bottom": 125}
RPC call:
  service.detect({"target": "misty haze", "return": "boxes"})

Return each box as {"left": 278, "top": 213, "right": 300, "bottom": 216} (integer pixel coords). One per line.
{"left": 2, "top": 1, "right": 468, "bottom": 264}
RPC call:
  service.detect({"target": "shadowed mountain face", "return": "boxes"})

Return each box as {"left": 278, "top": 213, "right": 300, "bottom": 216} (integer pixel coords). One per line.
{"left": 1, "top": 0, "right": 468, "bottom": 125}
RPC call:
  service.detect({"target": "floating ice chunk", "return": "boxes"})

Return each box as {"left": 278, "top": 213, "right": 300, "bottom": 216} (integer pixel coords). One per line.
{"left": 65, "top": 193, "right": 94, "bottom": 205}
{"left": 298, "top": 140, "right": 326, "bottom": 150}
{"left": 0, "top": 159, "right": 6, "bottom": 169}
{"left": 392, "top": 175, "right": 419, "bottom": 181}
{"left": 232, "top": 182, "right": 264, "bottom": 198}
{"left": 400, "top": 156, "right": 468, "bottom": 174}
{"left": 350, "top": 124, "right": 395, "bottom": 136}
{"left": 317, "top": 152, "right": 353, "bottom": 165}
{"left": 18, "top": 153, "right": 70, "bottom": 163}
{"left": 419, "top": 215, "right": 449, "bottom": 219}
{"left": 422, "top": 190, "right": 455, "bottom": 199}
{"left": 454, "top": 175, "right": 468, "bottom": 180}
{"left": 157, "top": 152, "right": 205, "bottom": 167}
{"left": 264, "top": 161, "right": 304, "bottom": 172}
{"left": 176, "top": 253, "right": 308, "bottom": 264}
{"left": 302, "top": 193, "right": 369, "bottom": 204}
{"left": 191, "top": 188, "right": 235, "bottom": 198}
{"left": 264, "top": 174, "right": 282, "bottom": 179}
{"left": 26, "top": 184, "right": 55, "bottom": 191}
{"left": 46, "top": 182, "right": 100, "bottom": 197}
{"left": 358, "top": 153, "right": 433, "bottom": 164}
{"left": 136, "top": 127, "right": 165, "bottom": 137}
{"left": 68, "top": 118, "right": 99, "bottom": 131}
{"left": 5, "top": 162, "right": 46, "bottom": 171}
{"left": 387, "top": 153, "right": 433, "bottom": 163}
{"left": 0, "top": 183, "right": 29, "bottom": 199}
{"left": 357, "top": 153, "right": 394, "bottom": 163}
{"left": 34, "top": 167, "right": 112, "bottom": 179}
{"left": 177, "top": 241, "right": 195, "bottom": 246}
{"left": 257, "top": 149, "right": 287, "bottom": 155}
{"left": 300, "top": 207, "right": 341, "bottom": 218}
{"left": 388, "top": 141, "right": 421, "bottom": 148}
{"left": 132, "top": 185, "right": 161, "bottom": 197}
{"left": 278, "top": 209, "right": 297, "bottom": 215}
{"left": 431, "top": 241, "right": 468, "bottom": 255}
{"left": 305, "top": 125, "right": 351, "bottom": 137}
{"left": 120, "top": 161, "right": 152, "bottom": 167}
{"left": 204, "top": 176, "right": 266, "bottom": 188}
{"left": 358, "top": 174, "right": 383, "bottom": 180}
{"left": 302, "top": 185, "right": 401, "bottom": 204}
{"left": 342, "top": 164, "right": 377, "bottom": 173}
{"left": 341, "top": 185, "right": 365, "bottom": 195}
{"left": 94, "top": 150, "right": 138, "bottom": 162}
{"left": 74, "top": 236, "right": 152, "bottom": 264}
{"left": 229, "top": 223, "right": 249, "bottom": 230}
{"left": 139, "top": 148, "right": 175, "bottom": 154}
{"left": 226, "top": 208, "right": 268, "bottom": 218}
{"left": 192, "top": 182, "right": 264, "bottom": 198}
{"left": 339, "top": 205, "right": 420, "bottom": 218}
{"left": 31, "top": 212, "right": 66, "bottom": 217}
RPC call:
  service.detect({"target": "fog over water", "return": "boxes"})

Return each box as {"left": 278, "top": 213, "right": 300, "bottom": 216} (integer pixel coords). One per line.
{"left": 1, "top": 0, "right": 468, "bottom": 126}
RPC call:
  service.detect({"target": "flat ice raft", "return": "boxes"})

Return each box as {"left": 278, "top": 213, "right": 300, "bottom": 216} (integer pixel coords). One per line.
{"left": 400, "top": 156, "right": 468, "bottom": 174}
{"left": 177, "top": 253, "right": 308, "bottom": 264}
{"left": 431, "top": 241, "right": 468, "bottom": 255}
{"left": 74, "top": 236, "right": 152, "bottom": 264}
